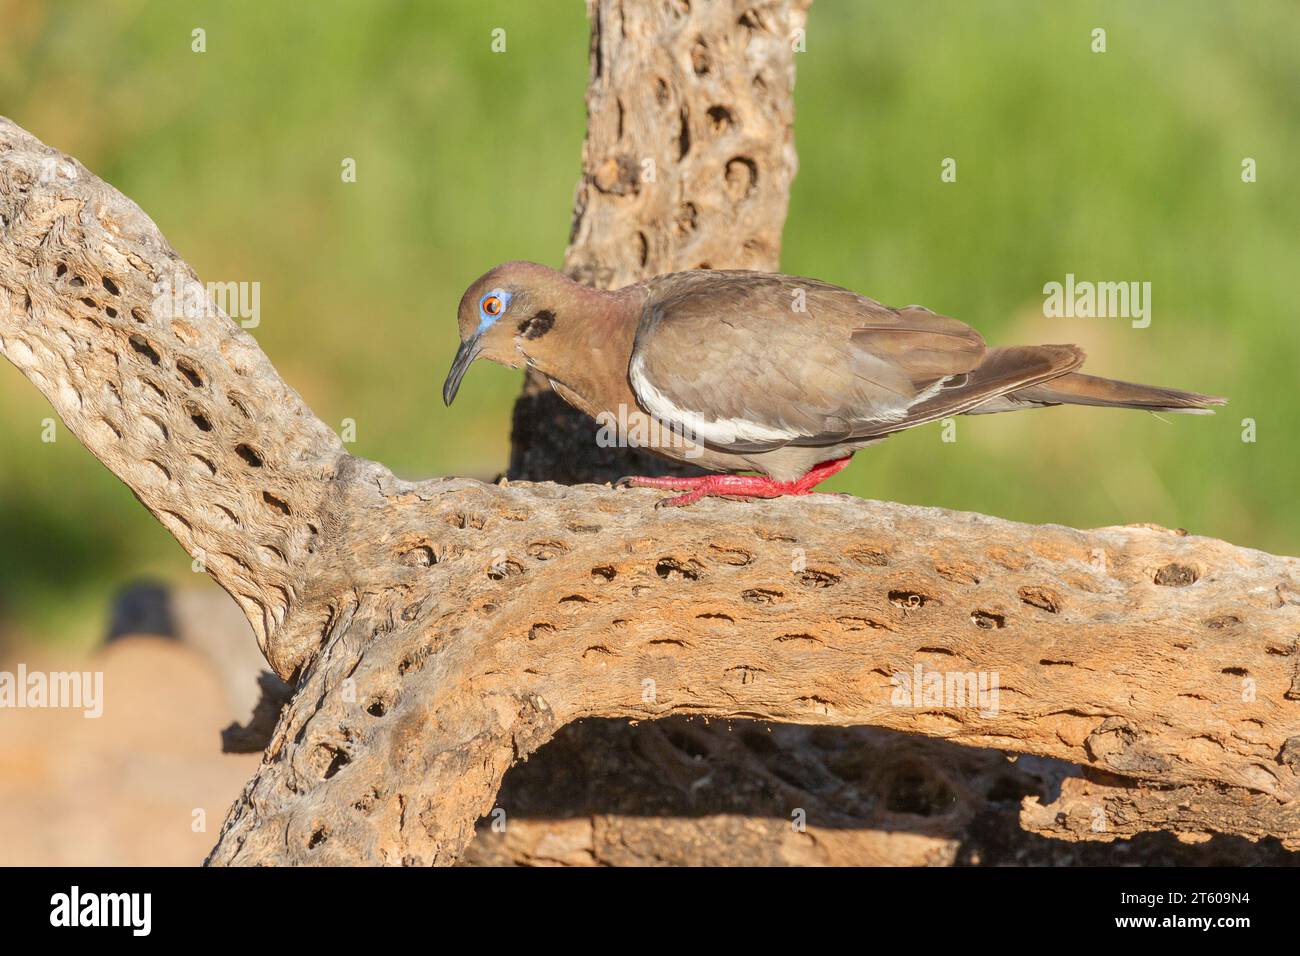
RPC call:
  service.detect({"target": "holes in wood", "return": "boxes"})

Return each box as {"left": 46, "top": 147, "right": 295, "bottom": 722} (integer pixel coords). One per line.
{"left": 776, "top": 633, "right": 821, "bottom": 644}
{"left": 706, "top": 105, "right": 734, "bottom": 133}
{"left": 176, "top": 358, "right": 203, "bottom": 388}
{"left": 708, "top": 545, "right": 752, "bottom": 566}
{"left": 971, "top": 610, "right": 1005, "bottom": 630}
{"left": 401, "top": 544, "right": 438, "bottom": 568}
{"left": 170, "top": 319, "right": 199, "bottom": 344}
{"left": 674, "top": 202, "right": 698, "bottom": 237}
{"left": 847, "top": 546, "right": 889, "bottom": 567}
{"left": 128, "top": 334, "right": 161, "bottom": 365}
{"left": 161, "top": 510, "right": 191, "bottom": 531}
{"left": 737, "top": 7, "right": 768, "bottom": 33}
{"left": 186, "top": 405, "right": 212, "bottom": 431}
{"left": 315, "top": 744, "right": 349, "bottom": 784}
{"left": 398, "top": 643, "right": 436, "bottom": 676}
{"left": 1154, "top": 563, "right": 1198, "bottom": 587}
{"left": 261, "top": 491, "right": 291, "bottom": 516}
{"left": 889, "top": 590, "right": 930, "bottom": 609}
{"left": 690, "top": 39, "right": 711, "bottom": 75}
{"left": 1205, "top": 615, "right": 1241, "bottom": 631}
{"left": 445, "top": 511, "right": 485, "bottom": 530}
{"left": 143, "top": 459, "right": 171, "bottom": 485}
{"left": 799, "top": 568, "right": 840, "bottom": 588}
{"left": 227, "top": 394, "right": 252, "bottom": 419}
{"left": 1018, "top": 586, "right": 1061, "bottom": 613}
{"left": 836, "top": 616, "right": 890, "bottom": 631}
{"left": 92, "top": 418, "right": 122, "bottom": 444}
{"left": 487, "top": 559, "right": 523, "bottom": 580}
{"left": 656, "top": 557, "right": 702, "bottom": 581}
{"left": 526, "top": 540, "right": 566, "bottom": 561}
{"left": 141, "top": 413, "right": 169, "bottom": 443}
{"left": 210, "top": 503, "right": 241, "bottom": 528}
{"left": 723, "top": 156, "right": 758, "bottom": 201}
{"left": 234, "top": 443, "right": 263, "bottom": 467}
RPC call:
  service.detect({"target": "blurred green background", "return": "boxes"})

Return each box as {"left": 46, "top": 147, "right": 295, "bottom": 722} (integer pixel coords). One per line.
{"left": 1, "top": 0, "right": 1295, "bottom": 649}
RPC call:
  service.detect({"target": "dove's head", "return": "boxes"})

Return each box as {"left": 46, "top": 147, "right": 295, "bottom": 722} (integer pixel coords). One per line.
{"left": 443, "top": 260, "right": 577, "bottom": 405}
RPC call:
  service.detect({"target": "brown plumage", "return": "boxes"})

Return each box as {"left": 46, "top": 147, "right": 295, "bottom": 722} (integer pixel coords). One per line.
{"left": 445, "top": 262, "right": 1225, "bottom": 505}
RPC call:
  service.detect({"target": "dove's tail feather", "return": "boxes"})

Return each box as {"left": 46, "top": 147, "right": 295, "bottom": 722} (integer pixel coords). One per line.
{"left": 971, "top": 371, "right": 1227, "bottom": 415}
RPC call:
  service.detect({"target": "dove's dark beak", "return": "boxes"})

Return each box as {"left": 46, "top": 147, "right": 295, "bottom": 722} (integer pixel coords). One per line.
{"left": 443, "top": 335, "right": 482, "bottom": 406}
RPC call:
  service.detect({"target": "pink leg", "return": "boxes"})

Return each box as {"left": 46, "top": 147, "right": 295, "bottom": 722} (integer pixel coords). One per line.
{"left": 613, "top": 473, "right": 713, "bottom": 491}
{"left": 618, "top": 456, "right": 852, "bottom": 508}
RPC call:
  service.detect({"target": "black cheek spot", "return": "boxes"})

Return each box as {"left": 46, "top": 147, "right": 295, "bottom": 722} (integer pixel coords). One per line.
{"left": 519, "top": 309, "right": 556, "bottom": 340}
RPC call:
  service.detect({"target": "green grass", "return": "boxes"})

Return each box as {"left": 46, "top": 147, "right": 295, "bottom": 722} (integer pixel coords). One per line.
{"left": 1, "top": 0, "right": 1295, "bottom": 646}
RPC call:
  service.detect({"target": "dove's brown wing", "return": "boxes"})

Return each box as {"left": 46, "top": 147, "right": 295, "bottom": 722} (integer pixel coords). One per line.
{"left": 629, "top": 270, "right": 1081, "bottom": 450}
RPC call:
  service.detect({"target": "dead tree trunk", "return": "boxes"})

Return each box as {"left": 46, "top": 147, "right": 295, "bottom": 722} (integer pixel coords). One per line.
{"left": 2, "top": 2, "right": 1299, "bottom": 866}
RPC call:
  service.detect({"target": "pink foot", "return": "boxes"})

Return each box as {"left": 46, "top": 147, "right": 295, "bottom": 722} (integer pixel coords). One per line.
{"left": 618, "top": 457, "right": 851, "bottom": 508}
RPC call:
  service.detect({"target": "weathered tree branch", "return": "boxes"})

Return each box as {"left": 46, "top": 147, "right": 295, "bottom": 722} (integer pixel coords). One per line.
{"left": 3, "top": 0, "right": 1298, "bottom": 865}
{"left": 0, "top": 121, "right": 345, "bottom": 670}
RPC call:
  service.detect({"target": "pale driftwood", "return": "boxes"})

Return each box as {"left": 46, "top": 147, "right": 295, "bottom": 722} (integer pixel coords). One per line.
{"left": 3, "top": 0, "right": 1298, "bottom": 866}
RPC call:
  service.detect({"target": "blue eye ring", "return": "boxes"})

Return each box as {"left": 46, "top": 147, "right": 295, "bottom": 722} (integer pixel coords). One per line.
{"left": 478, "top": 289, "right": 513, "bottom": 328}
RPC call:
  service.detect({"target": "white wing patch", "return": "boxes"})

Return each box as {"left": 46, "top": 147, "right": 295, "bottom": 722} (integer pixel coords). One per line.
{"left": 629, "top": 354, "right": 797, "bottom": 446}
{"left": 838, "top": 370, "right": 954, "bottom": 425}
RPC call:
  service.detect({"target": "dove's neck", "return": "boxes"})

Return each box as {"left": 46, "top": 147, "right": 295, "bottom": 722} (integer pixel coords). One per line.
{"left": 524, "top": 278, "right": 647, "bottom": 422}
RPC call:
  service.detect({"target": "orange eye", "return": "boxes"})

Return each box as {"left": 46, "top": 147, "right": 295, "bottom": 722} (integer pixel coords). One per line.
{"left": 482, "top": 295, "right": 502, "bottom": 317}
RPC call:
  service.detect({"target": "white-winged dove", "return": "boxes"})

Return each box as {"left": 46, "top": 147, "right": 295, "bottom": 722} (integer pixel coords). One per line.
{"left": 445, "top": 261, "right": 1225, "bottom": 507}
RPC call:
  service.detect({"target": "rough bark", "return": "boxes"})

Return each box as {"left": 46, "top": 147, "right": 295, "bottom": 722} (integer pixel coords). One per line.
{"left": 3, "top": 1, "right": 1299, "bottom": 867}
